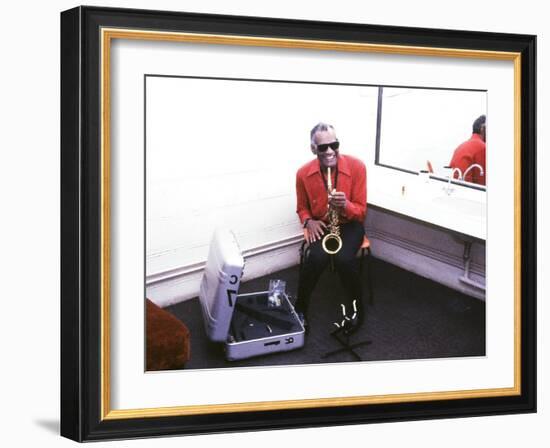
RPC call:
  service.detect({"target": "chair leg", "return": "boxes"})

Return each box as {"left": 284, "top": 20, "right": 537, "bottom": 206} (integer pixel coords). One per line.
{"left": 296, "top": 241, "right": 307, "bottom": 310}
{"left": 299, "top": 241, "right": 306, "bottom": 266}
{"left": 366, "top": 247, "right": 374, "bottom": 306}
{"left": 360, "top": 247, "right": 374, "bottom": 306}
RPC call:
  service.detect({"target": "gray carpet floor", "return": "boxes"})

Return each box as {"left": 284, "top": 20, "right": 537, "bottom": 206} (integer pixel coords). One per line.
{"left": 166, "top": 257, "right": 485, "bottom": 370}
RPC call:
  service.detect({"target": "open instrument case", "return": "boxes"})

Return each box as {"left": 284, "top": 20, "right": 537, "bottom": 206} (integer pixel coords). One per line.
{"left": 199, "top": 229, "right": 305, "bottom": 361}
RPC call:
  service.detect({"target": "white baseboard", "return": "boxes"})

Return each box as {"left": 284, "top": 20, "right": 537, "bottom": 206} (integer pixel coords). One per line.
{"left": 366, "top": 207, "right": 485, "bottom": 301}
{"left": 146, "top": 235, "right": 303, "bottom": 307}
{"left": 370, "top": 235, "right": 486, "bottom": 301}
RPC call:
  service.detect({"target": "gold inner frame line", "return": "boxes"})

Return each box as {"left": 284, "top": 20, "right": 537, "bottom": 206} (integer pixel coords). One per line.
{"left": 100, "top": 27, "right": 522, "bottom": 421}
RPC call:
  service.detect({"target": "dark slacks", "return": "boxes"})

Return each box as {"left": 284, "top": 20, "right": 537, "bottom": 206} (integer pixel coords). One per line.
{"left": 295, "top": 220, "right": 365, "bottom": 319}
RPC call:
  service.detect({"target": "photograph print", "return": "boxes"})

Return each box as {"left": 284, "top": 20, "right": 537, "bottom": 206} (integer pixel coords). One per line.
{"left": 144, "top": 75, "right": 487, "bottom": 371}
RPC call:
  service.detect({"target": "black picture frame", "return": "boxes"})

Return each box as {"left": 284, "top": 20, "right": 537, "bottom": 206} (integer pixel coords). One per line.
{"left": 61, "top": 5, "right": 536, "bottom": 442}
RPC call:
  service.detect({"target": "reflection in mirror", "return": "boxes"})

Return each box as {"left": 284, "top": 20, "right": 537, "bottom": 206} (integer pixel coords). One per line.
{"left": 375, "top": 86, "right": 487, "bottom": 189}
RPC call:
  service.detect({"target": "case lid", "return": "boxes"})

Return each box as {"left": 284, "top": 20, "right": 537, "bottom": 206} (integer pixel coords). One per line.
{"left": 199, "top": 228, "right": 244, "bottom": 342}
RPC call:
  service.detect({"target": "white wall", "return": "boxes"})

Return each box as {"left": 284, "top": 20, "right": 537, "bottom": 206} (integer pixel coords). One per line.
{"left": 1, "top": 1, "right": 546, "bottom": 448}
{"left": 144, "top": 74, "right": 379, "bottom": 304}
{"left": 145, "top": 75, "right": 378, "bottom": 274}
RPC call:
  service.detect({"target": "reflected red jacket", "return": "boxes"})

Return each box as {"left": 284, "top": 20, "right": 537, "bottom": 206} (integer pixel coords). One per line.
{"left": 449, "top": 133, "right": 486, "bottom": 185}
{"left": 295, "top": 154, "right": 367, "bottom": 225}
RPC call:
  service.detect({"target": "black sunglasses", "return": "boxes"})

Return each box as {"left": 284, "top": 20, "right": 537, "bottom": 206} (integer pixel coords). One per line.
{"left": 316, "top": 141, "right": 340, "bottom": 152}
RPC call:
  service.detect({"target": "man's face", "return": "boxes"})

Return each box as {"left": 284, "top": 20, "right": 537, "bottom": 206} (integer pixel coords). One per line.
{"left": 312, "top": 128, "right": 339, "bottom": 169}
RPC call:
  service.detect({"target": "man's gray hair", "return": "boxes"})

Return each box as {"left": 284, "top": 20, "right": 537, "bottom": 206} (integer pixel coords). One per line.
{"left": 310, "top": 122, "right": 335, "bottom": 145}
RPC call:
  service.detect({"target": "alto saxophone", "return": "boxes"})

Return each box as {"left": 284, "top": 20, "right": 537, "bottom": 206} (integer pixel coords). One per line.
{"left": 321, "top": 167, "right": 343, "bottom": 255}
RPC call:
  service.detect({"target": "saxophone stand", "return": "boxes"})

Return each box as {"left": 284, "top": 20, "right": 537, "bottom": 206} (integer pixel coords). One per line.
{"left": 321, "top": 300, "right": 371, "bottom": 362}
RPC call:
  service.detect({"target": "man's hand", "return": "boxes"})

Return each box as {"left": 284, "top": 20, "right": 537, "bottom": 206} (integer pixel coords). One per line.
{"left": 329, "top": 190, "right": 347, "bottom": 209}
{"left": 305, "top": 219, "right": 327, "bottom": 243}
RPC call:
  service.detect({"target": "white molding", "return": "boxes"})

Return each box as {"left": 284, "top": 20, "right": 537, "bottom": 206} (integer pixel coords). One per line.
{"left": 146, "top": 235, "right": 303, "bottom": 307}
{"left": 366, "top": 207, "right": 486, "bottom": 300}
{"left": 371, "top": 236, "right": 485, "bottom": 300}
{"left": 368, "top": 227, "right": 485, "bottom": 277}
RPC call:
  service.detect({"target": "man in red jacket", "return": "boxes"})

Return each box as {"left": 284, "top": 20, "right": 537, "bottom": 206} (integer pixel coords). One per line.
{"left": 449, "top": 115, "right": 486, "bottom": 185}
{"left": 294, "top": 122, "right": 367, "bottom": 329}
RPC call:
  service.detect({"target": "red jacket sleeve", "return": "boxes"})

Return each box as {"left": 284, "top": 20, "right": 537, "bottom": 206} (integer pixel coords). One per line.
{"left": 296, "top": 171, "right": 312, "bottom": 225}
{"left": 342, "top": 161, "right": 367, "bottom": 222}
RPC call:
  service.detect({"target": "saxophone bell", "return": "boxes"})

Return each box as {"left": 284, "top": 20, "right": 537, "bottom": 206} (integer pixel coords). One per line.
{"left": 322, "top": 232, "right": 343, "bottom": 254}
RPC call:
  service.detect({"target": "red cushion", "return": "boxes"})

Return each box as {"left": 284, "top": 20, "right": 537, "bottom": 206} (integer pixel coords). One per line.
{"left": 146, "top": 299, "right": 190, "bottom": 370}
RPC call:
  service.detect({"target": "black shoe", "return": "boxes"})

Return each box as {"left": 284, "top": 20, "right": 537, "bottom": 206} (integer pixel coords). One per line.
{"left": 297, "top": 312, "right": 309, "bottom": 334}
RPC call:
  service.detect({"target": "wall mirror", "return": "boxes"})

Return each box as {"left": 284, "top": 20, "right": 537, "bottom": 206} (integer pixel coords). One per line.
{"left": 375, "top": 86, "right": 487, "bottom": 189}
